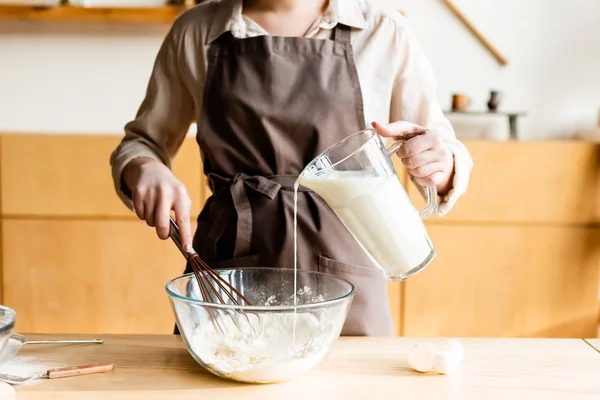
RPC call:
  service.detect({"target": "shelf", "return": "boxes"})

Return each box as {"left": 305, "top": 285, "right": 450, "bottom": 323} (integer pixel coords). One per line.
{"left": 444, "top": 110, "right": 527, "bottom": 117}
{"left": 1, "top": 4, "right": 403, "bottom": 25}
{"left": 0, "top": 4, "right": 192, "bottom": 24}
{"left": 444, "top": 110, "right": 528, "bottom": 140}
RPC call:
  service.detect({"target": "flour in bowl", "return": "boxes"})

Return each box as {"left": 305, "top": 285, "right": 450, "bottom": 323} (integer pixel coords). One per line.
{"left": 187, "top": 311, "right": 335, "bottom": 383}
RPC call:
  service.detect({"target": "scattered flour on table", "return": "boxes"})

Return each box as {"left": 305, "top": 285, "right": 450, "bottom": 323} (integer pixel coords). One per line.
{"left": 188, "top": 311, "right": 333, "bottom": 383}
{"left": 0, "top": 356, "right": 52, "bottom": 386}
{"left": 0, "top": 339, "right": 20, "bottom": 366}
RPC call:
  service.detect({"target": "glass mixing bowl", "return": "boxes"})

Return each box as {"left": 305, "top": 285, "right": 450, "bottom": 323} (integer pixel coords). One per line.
{"left": 166, "top": 268, "right": 354, "bottom": 384}
{"left": 0, "top": 306, "right": 16, "bottom": 357}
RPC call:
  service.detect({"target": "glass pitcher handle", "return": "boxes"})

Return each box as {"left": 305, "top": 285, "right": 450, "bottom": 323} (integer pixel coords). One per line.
{"left": 385, "top": 131, "right": 438, "bottom": 220}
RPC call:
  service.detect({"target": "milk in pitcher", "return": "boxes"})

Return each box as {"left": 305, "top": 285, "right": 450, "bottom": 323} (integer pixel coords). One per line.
{"left": 297, "top": 171, "right": 434, "bottom": 280}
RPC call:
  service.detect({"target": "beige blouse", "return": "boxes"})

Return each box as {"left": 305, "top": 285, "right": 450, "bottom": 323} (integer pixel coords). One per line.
{"left": 110, "top": 0, "right": 473, "bottom": 216}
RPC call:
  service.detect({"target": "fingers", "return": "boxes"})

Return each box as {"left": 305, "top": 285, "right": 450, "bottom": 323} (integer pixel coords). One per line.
{"left": 414, "top": 171, "right": 445, "bottom": 187}
{"left": 173, "top": 186, "right": 193, "bottom": 253}
{"left": 154, "top": 189, "right": 171, "bottom": 240}
{"left": 410, "top": 162, "right": 446, "bottom": 187}
{"left": 373, "top": 122, "right": 454, "bottom": 189}
{"left": 371, "top": 120, "right": 427, "bottom": 138}
{"left": 401, "top": 145, "right": 447, "bottom": 170}
{"left": 132, "top": 189, "right": 146, "bottom": 220}
{"left": 126, "top": 160, "right": 194, "bottom": 244}
{"left": 133, "top": 182, "right": 192, "bottom": 244}
{"left": 144, "top": 192, "right": 157, "bottom": 228}
{"left": 135, "top": 187, "right": 157, "bottom": 228}
{"left": 396, "top": 130, "right": 440, "bottom": 159}
{"left": 402, "top": 150, "right": 440, "bottom": 172}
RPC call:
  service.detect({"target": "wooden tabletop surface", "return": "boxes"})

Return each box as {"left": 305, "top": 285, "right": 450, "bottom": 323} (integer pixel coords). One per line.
{"left": 5, "top": 334, "right": 600, "bottom": 400}
{"left": 585, "top": 338, "right": 600, "bottom": 353}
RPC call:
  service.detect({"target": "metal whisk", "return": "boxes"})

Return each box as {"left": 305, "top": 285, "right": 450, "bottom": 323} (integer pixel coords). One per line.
{"left": 168, "top": 217, "right": 252, "bottom": 307}
{"left": 168, "top": 218, "right": 259, "bottom": 337}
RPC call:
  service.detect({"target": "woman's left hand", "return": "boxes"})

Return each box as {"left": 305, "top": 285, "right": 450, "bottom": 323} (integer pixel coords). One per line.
{"left": 372, "top": 121, "right": 454, "bottom": 196}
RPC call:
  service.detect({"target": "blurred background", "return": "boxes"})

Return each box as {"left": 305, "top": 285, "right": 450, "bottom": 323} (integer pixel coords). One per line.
{"left": 0, "top": 0, "right": 599, "bottom": 338}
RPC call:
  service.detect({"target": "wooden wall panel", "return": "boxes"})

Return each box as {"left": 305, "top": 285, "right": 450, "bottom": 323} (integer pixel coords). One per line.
{"left": 402, "top": 225, "right": 600, "bottom": 338}
{"left": 1, "top": 219, "right": 194, "bottom": 334}
{"left": 408, "top": 140, "right": 600, "bottom": 224}
{"left": 0, "top": 135, "right": 202, "bottom": 218}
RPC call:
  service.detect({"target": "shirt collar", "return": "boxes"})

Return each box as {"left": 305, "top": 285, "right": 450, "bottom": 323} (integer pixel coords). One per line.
{"left": 205, "top": 0, "right": 368, "bottom": 44}
{"left": 330, "top": 0, "right": 369, "bottom": 30}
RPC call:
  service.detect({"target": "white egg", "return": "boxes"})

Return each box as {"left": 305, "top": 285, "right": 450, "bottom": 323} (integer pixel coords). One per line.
{"left": 407, "top": 342, "right": 437, "bottom": 373}
{"left": 439, "top": 338, "right": 464, "bottom": 362}
{"left": 433, "top": 350, "right": 461, "bottom": 375}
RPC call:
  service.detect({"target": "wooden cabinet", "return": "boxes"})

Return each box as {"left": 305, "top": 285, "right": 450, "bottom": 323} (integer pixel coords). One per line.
{"left": 402, "top": 225, "right": 600, "bottom": 338}
{"left": 408, "top": 140, "right": 600, "bottom": 224}
{"left": 0, "top": 134, "right": 204, "bottom": 334}
{"left": 402, "top": 140, "right": 600, "bottom": 338}
{"left": 0, "top": 135, "right": 203, "bottom": 218}
{"left": 0, "top": 135, "right": 598, "bottom": 337}
{"left": 1, "top": 219, "right": 192, "bottom": 334}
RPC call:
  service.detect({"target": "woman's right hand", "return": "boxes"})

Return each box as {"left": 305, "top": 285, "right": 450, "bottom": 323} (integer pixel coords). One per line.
{"left": 123, "top": 157, "right": 193, "bottom": 252}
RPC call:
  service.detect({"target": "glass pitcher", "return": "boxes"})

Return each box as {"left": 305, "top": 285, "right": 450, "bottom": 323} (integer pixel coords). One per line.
{"left": 297, "top": 128, "right": 438, "bottom": 281}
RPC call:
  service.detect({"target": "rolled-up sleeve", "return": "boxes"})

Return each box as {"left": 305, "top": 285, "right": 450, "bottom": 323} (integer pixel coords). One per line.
{"left": 389, "top": 18, "right": 473, "bottom": 216}
{"left": 110, "top": 22, "right": 195, "bottom": 211}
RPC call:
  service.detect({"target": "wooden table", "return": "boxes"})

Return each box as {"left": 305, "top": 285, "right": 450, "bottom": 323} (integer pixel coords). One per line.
{"left": 6, "top": 335, "right": 600, "bottom": 399}
{"left": 585, "top": 338, "right": 600, "bottom": 353}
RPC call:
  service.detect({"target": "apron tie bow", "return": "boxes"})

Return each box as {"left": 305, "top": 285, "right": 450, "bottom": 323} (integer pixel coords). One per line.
{"left": 229, "top": 173, "right": 281, "bottom": 255}
{"left": 205, "top": 173, "right": 303, "bottom": 259}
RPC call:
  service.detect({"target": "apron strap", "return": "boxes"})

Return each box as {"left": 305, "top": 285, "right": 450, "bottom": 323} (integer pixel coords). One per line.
{"left": 205, "top": 173, "right": 308, "bottom": 259}
{"left": 332, "top": 24, "right": 351, "bottom": 43}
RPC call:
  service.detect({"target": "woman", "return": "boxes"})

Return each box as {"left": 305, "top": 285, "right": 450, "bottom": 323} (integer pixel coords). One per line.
{"left": 110, "top": 0, "right": 473, "bottom": 336}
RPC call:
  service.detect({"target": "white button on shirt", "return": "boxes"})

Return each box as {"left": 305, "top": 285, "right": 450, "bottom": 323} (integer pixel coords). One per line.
{"left": 110, "top": 0, "right": 473, "bottom": 216}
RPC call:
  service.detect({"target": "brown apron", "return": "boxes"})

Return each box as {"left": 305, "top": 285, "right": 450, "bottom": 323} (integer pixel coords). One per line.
{"left": 188, "top": 24, "right": 394, "bottom": 336}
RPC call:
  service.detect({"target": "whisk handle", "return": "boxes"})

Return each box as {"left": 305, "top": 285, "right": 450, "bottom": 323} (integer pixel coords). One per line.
{"left": 169, "top": 217, "right": 196, "bottom": 259}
